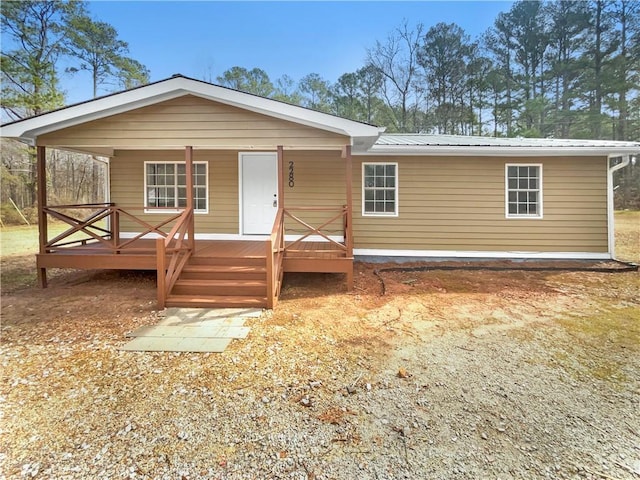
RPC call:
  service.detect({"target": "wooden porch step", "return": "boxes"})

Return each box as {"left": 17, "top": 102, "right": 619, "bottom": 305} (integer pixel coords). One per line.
{"left": 188, "top": 256, "right": 266, "bottom": 267}
{"left": 167, "top": 251, "right": 270, "bottom": 308}
{"left": 172, "top": 278, "right": 267, "bottom": 296}
{"left": 165, "top": 294, "right": 268, "bottom": 308}
{"left": 180, "top": 264, "right": 267, "bottom": 281}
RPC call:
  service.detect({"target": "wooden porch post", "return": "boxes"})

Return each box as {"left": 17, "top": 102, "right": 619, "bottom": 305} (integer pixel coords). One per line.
{"left": 36, "top": 145, "right": 48, "bottom": 288}
{"left": 344, "top": 144, "right": 354, "bottom": 291}
{"left": 185, "top": 146, "right": 195, "bottom": 249}
{"left": 277, "top": 145, "right": 284, "bottom": 209}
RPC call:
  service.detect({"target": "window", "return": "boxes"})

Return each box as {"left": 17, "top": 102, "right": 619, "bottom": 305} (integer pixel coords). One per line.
{"left": 145, "top": 162, "right": 208, "bottom": 213}
{"left": 506, "top": 164, "right": 542, "bottom": 218}
{"left": 362, "top": 163, "right": 398, "bottom": 216}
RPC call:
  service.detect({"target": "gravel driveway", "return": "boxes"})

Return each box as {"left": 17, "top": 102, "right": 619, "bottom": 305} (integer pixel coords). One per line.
{"left": 1, "top": 262, "right": 639, "bottom": 479}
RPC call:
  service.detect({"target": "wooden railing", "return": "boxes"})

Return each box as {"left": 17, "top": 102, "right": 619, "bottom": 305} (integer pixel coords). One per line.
{"left": 283, "top": 206, "right": 350, "bottom": 255}
{"left": 156, "top": 208, "right": 194, "bottom": 308}
{"left": 43, "top": 203, "right": 187, "bottom": 253}
{"left": 266, "top": 207, "right": 285, "bottom": 309}
{"left": 265, "top": 205, "right": 352, "bottom": 308}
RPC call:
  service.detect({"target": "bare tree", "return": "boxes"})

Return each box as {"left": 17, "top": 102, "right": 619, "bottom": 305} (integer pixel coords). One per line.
{"left": 367, "top": 20, "right": 424, "bottom": 132}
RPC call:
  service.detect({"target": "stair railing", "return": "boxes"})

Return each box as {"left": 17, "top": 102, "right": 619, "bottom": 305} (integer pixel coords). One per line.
{"left": 266, "top": 207, "right": 285, "bottom": 308}
{"left": 156, "top": 208, "right": 194, "bottom": 308}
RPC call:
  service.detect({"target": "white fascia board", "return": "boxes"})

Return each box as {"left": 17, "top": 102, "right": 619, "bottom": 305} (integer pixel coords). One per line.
{"left": 356, "top": 145, "right": 640, "bottom": 157}
{"left": 354, "top": 248, "right": 611, "bottom": 260}
{"left": 1, "top": 76, "right": 383, "bottom": 143}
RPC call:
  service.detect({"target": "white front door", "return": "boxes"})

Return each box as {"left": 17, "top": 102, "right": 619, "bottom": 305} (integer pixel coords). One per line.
{"left": 240, "top": 152, "right": 278, "bottom": 235}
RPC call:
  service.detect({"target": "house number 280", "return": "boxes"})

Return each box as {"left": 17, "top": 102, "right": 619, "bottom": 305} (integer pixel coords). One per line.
{"left": 288, "top": 161, "right": 295, "bottom": 187}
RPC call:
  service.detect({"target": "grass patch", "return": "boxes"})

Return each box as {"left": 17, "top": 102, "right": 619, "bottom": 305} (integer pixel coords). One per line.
{"left": 558, "top": 307, "right": 639, "bottom": 349}
{"left": 614, "top": 210, "right": 640, "bottom": 263}
{"left": 0, "top": 221, "right": 106, "bottom": 257}
{"left": 552, "top": 306, "right": 639, "bottom": 384}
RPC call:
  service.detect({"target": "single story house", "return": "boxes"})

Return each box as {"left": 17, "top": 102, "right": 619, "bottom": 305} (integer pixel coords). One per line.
{"left": 2, "top": 75, "right": 638, "bottom": 308}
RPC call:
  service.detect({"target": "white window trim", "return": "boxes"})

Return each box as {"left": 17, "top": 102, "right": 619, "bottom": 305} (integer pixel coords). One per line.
{"left": 143, "top": 160, "right": 209, "bottom": 214}
{"left": 362, "top": 162, "right": 399, "bottom": 217}
{"left": 505, "top": 163, "right": 543, "bottom": 219}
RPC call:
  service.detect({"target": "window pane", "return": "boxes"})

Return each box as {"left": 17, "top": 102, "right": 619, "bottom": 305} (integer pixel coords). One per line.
{"left": 506, "top": 164, "right": 541, "bottom": 217}
{"left": 363, "top": 163, "right": 396, "bottom": 215}
{"left": 385, "top": 164, "right": 395, "bottom": 176}
{"left": 146, "top": 162, "right": 208, "bottom": 210}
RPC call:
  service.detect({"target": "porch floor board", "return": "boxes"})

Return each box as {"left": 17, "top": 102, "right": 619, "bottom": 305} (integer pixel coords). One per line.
{"left": 39, "top": 238, "right": 348, "bottom": 270}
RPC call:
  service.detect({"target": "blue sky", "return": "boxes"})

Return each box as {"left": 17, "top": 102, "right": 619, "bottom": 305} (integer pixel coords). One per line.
{"left": 62, "top": 1, "right": 513, "bottom": 103}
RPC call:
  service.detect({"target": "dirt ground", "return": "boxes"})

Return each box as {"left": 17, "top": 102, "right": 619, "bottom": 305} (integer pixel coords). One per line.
{"left": 1, "top": 249, "right": 639, "bottom": 479}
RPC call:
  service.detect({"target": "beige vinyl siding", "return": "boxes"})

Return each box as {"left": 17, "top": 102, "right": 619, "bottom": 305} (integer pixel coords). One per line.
{"left": 110, "top": 149, "right": 608, "bottom": 253}
{"left": 352, "top": 155, "right": 608, "bottom": 253}
{"left": 110, "top": 150, "right": 238, "bottom": 234}
{"left": 280, "top": 150, "right": 348, "bottom": 236}
{"left": 38, "top": 95, "right": 349, "bottom": 150}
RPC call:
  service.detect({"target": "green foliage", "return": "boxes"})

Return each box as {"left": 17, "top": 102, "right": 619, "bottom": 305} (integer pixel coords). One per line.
{"left": 1, "top": 0, "right": 148, "bottom": 211}
{"left": 217, "top": 66, "right": 274, "bottom": 97}
{"left": 65, "top": 13, "right": 148, "bottom": 96}
{"left": 113, "top": 57, "right": 150, "bottom": 90}
{"left": 0, "top": 0, "right": 79, "bottom": 119}
{"left": 272, "top": 74, "right": 303, "bottom": 104}
{"left": 418, "top": 22, "right": 475, "bottom": 134}
{"left": 298, "top": 73, "right": 333, "bottom": 113}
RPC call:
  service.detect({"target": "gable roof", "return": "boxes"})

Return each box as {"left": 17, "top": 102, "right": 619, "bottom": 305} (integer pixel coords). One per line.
{"left": 2, "top": 75, "right": 638, "bottom": 158}
{"left": 365, "top": 133, "right": 640, "bottom": 157}
{"left": 0, "top": 74, "right": 384, "bottom": 149}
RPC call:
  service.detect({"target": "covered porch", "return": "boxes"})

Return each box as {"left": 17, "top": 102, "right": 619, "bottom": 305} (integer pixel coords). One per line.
{"left": 1, "top": 76, "right": 387, "bottom": 309}
{"left": 35, "top": 145, "right": 355, "bottom": 309}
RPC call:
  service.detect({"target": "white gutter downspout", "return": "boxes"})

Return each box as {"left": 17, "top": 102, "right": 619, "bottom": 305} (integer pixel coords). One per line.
{"left": 607, "top": 154, "right": 632, "bottom": 259}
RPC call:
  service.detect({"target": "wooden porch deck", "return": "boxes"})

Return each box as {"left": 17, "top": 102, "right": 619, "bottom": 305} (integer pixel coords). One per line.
{"left": 38, "top": 238, "right": 347, "bottom": 267}
{"left": 38, "top": 238, "right": 351, "bottom": 309}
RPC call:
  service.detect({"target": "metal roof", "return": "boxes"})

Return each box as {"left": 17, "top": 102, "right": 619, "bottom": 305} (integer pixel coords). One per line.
{"left": 375, "top": 133, "right": 639, "bottom": 148}
{"left": 362, "top": 133, "right": 640, "bottom": 157}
